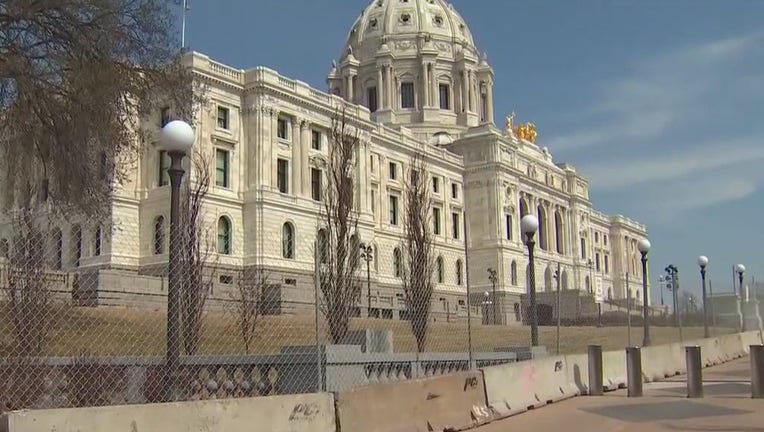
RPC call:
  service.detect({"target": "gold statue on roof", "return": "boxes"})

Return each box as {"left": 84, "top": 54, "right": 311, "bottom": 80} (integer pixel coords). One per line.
{"left": 505, "top": 112, "right": 515, "bottom": 134}
{"left": 514, "top": 121, "right": 538, "bottom": 143}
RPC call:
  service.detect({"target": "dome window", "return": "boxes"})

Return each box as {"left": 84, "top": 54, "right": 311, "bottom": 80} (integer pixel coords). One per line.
{"left": 400, "top": 13, "right": 411, "bottom": 24}
{"left": 433, "top": 15, "right": 444, "bottom": 27}
{"left": 369, "top": 18, "right": 378, "bottom": 30}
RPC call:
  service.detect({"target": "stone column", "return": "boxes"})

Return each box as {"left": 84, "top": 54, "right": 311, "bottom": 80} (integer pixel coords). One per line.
{"left": 300, "top": 120, "right": 311, "bottom": 196}
{"left": 486, "top": 80, "right": 494, "bottom": 122}
{"left": 291, "top": 118, "right": 301, "bottom": 195}
{"left": 462, "top": 70, "right": 469, "bottom": 113}
{"left": 387, "top": 65, "right": 394, "bottom": 109}
{"left": 377, "top": 68, "right": 384, "bottom": 109}
{"left": 264, "top": 108, "right": 278, "bottom": 188}
{"left": 422, "top": 62, "right": 429, "bottom": 108}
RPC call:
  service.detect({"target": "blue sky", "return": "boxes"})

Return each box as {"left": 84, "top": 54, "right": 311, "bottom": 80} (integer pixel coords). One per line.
{"left": 180, "top": 0, "right": 764, "bottom": 301}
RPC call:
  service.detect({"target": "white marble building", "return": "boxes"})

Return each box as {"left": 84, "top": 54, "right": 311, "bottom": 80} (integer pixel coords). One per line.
{"left": 0, "top": 0, "right": 649, "bottom": 324}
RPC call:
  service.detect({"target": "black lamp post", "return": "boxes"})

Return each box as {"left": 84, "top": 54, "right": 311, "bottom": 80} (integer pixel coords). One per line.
{"left": 360, "top": 244, "right": 373, "bottom": 318}
{"left": 698, "top": 255, "right": 709, "bottom": 338}
{"left": 521, "top": 214, "right": 540, "bottom": 346}
{"left": 737, "top": 263, "right": 746, "bottom": 332}
{"left": 637, "top": 238, "right": 651, "bottom": 347}
{"left": 487, "top": 268, "right": 498, "bottom": 325}
{"left": 160, "top": 119, "right": 195, "bottom": 401}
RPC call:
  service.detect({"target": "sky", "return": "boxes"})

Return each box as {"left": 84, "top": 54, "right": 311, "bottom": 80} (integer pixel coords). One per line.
{"left": 179, "top": 0, "right": 764, "bottom": 302}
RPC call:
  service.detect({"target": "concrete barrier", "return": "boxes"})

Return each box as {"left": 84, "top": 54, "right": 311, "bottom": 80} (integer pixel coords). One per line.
{"left": 601, "top": 350, "right": 627, "bottom": 391}
{"left": 684, "top": 337, "right": 722, "bottom": 366}
{"left": 741, "top": 331, "right": 763, "bottom": 354}
{"left": 641, "top": 343, "right": 684, "bottom": 382}
{"left": 1, "top": 393, "right": 336, "bottom": 432}
{"left": 483, "top": 355, "right": 578, "bottom": 419}
{"left": 335, "top": 370, "right": 493, "bottom": 432}
{"left": 717, "top": 333, "right": 745, "bottom": 360}
{"left": 565, "top": 353, "right": 590, "bottom": 395}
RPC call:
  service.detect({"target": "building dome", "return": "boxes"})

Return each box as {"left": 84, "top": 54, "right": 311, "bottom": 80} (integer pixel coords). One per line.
{"left": 344, "top": 0, "right": 477, "bottom": 62}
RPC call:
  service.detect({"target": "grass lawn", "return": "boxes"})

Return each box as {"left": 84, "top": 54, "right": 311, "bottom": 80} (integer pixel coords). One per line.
{"left": 0, "top": 306, "right": 734, "bottom": 357}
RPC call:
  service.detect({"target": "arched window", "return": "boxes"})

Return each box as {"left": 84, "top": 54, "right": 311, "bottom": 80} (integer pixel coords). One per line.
{"left": 317, "top": 229, "right": 329, "bottom": 264}
{"left": 93, "top": 226, "right": 102, "bottom": 256}
{"left": 282, "top": 223, "right": 295, "bottom": 259}
{"left": 537, "top": 205, "right": 547, "bottom": 250}
{"left": 393, "top": 248, "right": 402, "bottom": 278}
{"left": 510, "top": 260, "right": 518, "bottom": 285}
{"left": 153, "top": 216, "right": 165, "bottom": 255}
{"left": 72, "top": 225, "right": 82, "bottom": 267}
{"left": 544, "top": 266, "right": 553, "bottom": 292}
{"left": 436, "top": 256, "right": 444, "bottom": 283}
{"left": 217, "top": 217, "right": 232, "bottom": 255}
{"left": 455, "top": 259, "right": 463, "bottom": 286}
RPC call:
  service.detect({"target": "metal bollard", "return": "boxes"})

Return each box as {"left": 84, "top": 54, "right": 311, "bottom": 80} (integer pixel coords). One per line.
{"left": 588, "top": 345, "right": 603, "bottom": 396}
{"left": 686, "top": 345, "right": 703, "bottom": 398}
{"left": 752, "top": 345, "right": 764, "bottom": 399}
{"left": 626, "top": 347, "right": 643, "bottom": 397}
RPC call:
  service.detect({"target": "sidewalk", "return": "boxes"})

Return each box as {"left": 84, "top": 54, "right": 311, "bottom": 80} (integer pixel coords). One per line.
{"left": 475, "top": 356, "right": 763, "bottom": 432}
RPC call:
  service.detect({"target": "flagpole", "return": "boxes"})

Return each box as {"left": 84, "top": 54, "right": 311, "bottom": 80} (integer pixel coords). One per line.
{"left": 181, "top": 0, "right": 190, "bottom": 51}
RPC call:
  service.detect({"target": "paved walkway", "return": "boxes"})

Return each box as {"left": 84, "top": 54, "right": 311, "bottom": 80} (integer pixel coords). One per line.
{"left": 475, "top": 356, "right": 764, "bottom": 432}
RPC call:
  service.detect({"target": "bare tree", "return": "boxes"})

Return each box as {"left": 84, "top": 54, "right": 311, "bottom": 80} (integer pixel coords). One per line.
{"left": 179, "top": 149, "right": 215, "bottom": 356}
{"left": 228, "top": 268, "right": 270, "bottom": 354}
{"left": 0, "top": 1, "right": 198, "bottom": 217}
{"left": 318, "top": 107, "right": 362, "bottom": 344}
{"left": 402, "top": 151, "right": 436, "bottom": 354}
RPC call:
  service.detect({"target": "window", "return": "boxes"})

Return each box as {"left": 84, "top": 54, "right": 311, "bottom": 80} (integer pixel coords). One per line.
{"left": 93, "top": 226, "right": 102, "bottom": 257}
{"left": 433, "top": 207, "right": 441, "bottom": 235}
{"left": 604, "top": 255, "right": 609, "bottom": 274}
{"left": 371, "top": 188, "right": 376, "bottom": 214}
{"left": 220, "top": 275, "right": 234, "bottom": 284}
{"left": 451, "top": 212, "right": 460, "bottom": 239}
{"left": 436, "top": 256, "right": 444, "bottom": 283}
{"left": 217, "top": 217, "right": 232, "bottom": 255}
{"left": 311, "top": 130, "right": 322, "bottom": 150}
{"left": 160, "top": 106, "right": 171, "bottom": 127}
{"left": 217, "top": 106, "right": 230, "bottom": 129}
{"left": 580, "top": 237, "right": 586, "bottom": 259}
{"left": 317, "top": 229, "right": 328, "bottom": 264}
{"left": 451, "top": 183, "right": 459, "bottom": 199}
{"left": 510, "top": 260, "right": 518, "bottom": 285}
{"left": 367, "top": 86, "right": 378, "bottom": 112}
{"left": 595, "top": 253, "right": 601, "bottom": 271}
{"left": 215, "top": 149, "right": 230, "bottom": 188}
{"left": 432, "top": 177, "right": 439, "bottom": 193}
{"left": 401, "top": 82, "right": 415, "bottom": 109}
{"left": 157, "top": 150, "right": 169, "bottom": 186}
{"left": 393, "top": 248, "right": 402, "bottom": 278}
{"left": 505, "top": 214, "right": 513, "bottom": 240}
{"left": 439, "top": 84, "right": 450, "bottom": 110}
{"left": 456, "top": 259, "right": 463, "bottom": 285}
{"left": 277, "top": 158, "right": 289, "bottom": 194}
{"left": 388, "top": 162, "right": 397, "bottom": 180}
{"left": 282, "top": 223, "right": 295, "bottom": 259}
{"left": 389, "top": 195, "right": 399, "bottom": 225}
{"left": 311, "top": 168, "right": 322, "bottom": 201}
{"left": 72, "top": 226, "right": 82, "bottom": 267}
{"left": 370, "top": 154, "right": 376, "bottom": 173}
{"left": 277, "top": 118, "right": 288, "bottom": 140}
{"left": 595, "top": 232, "right": 599, "bottom": 243}
{"left": 480, "top": 92, "right": 487, "bottom": 122}
{"left": 153, "top": 216, "right": 165, "bottom": 255}
{"left": 603, "top": 235, "right": 608, "bottom": 246}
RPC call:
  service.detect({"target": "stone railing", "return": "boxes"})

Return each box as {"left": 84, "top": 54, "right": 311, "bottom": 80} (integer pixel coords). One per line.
{"left": 0, "top": 347, "right": 517, "bottom": 411}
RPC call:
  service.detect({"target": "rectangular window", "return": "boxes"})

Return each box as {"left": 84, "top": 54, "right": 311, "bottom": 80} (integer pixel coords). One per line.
{"left": 367, "top": 87, "right": 378, "bottom": 112}
{"left": 217, "top": 106, "right": 230, "bottom": 129}
{"left": 439, "top": 84, "right": 450, "bottom": 110}
{"left": 604, "top": 255, "right": 609, "bottom": 274}
{"left": 595, "top": 253, "right": 601, "bottom": 271}
{"left": 371, "top": 188, "right": 376, "bottom": 215}
{"left": 389, "top": 162, "right": 397, "bottom": 180}
{"left": 480, "top": 93, "right": 487, "bottom": 122}
{"left": 451, "top": 182, "right": 459, "bottom": 199}
{"left": 370, "top": 154, "right": 376, "bottom": 173}
{"left": 157, "top": 150, "right": 169, "bottom": 186}
{"left": 432, "top": 176, "right": 439, "bottom": 193}
{"left": 603, "top": 235, "right": 608, "bottom": 246}
{"left": 277, "top": 118, "right": 289, "bottom": 140}
{"left": 215, "top": 149, "right": 230, "bottom": 188}
{"left": 311, "top": 168, "right": 322, "bottom": 201}
{"left": 580, "top": 237, "right": 586, "bottom": 259}
{"left": 451, "top": 212, "right": 460, "bottom": 239}
{"left": 277, "top": 158, "right": 289, "bottom": 194}
{"left": 401, "top": 82, "right": 415, "bottom": 109}
{"left": 505, "top": 214, "right": 512, "bottom": 240}
{"left": 311, "top": 130, "right": 321, "bottom": 150}
{"left": 389, "top": 195, "right": 399, "bottom": 226}
{"left": 433, "top": 207, "right": 441, "bottom": 235}
{"left": 160, "top": 106, "right": 171, "bottom": 127}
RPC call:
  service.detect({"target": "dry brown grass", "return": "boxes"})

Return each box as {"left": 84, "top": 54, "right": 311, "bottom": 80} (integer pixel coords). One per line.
{"left": 0, "top": 306, "right": 734, "bottom": 357}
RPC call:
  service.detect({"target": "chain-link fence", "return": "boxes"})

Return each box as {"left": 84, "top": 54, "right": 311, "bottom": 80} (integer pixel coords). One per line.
{"left": 0, "top": 205, "right": 731, "bottom": 412}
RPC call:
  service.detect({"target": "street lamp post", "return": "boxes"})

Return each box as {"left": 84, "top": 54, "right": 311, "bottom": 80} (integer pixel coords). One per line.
{"left": 665, "top": 264, "right": 682, "bottom": 341}
{"left": 521, "top": 214, "right": 540, "bottom": 346}
{"left": 359, "top": 244, "right": 373, "bottom": 318}
{"left": 658, "top": 275, "right": 665, "bottom": 306}
{"left": 698, "top": 256, "right": 709, "bottom": 338}
{"left": 637, "top": 239, "right": 651, "bottom": 347}
{"left": 737, "top": 264, "right": 746, "bottom": 332}
{"left": 160, "top": 120, "right": 195, "bottom": 402}
{"left": 487, "top": 268, "right": 498, "bottom": 325}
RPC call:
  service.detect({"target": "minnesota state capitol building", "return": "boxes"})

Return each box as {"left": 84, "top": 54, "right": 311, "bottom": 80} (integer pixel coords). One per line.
{"left": 3, "top": 0, "right": 650, "bottom": 325}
